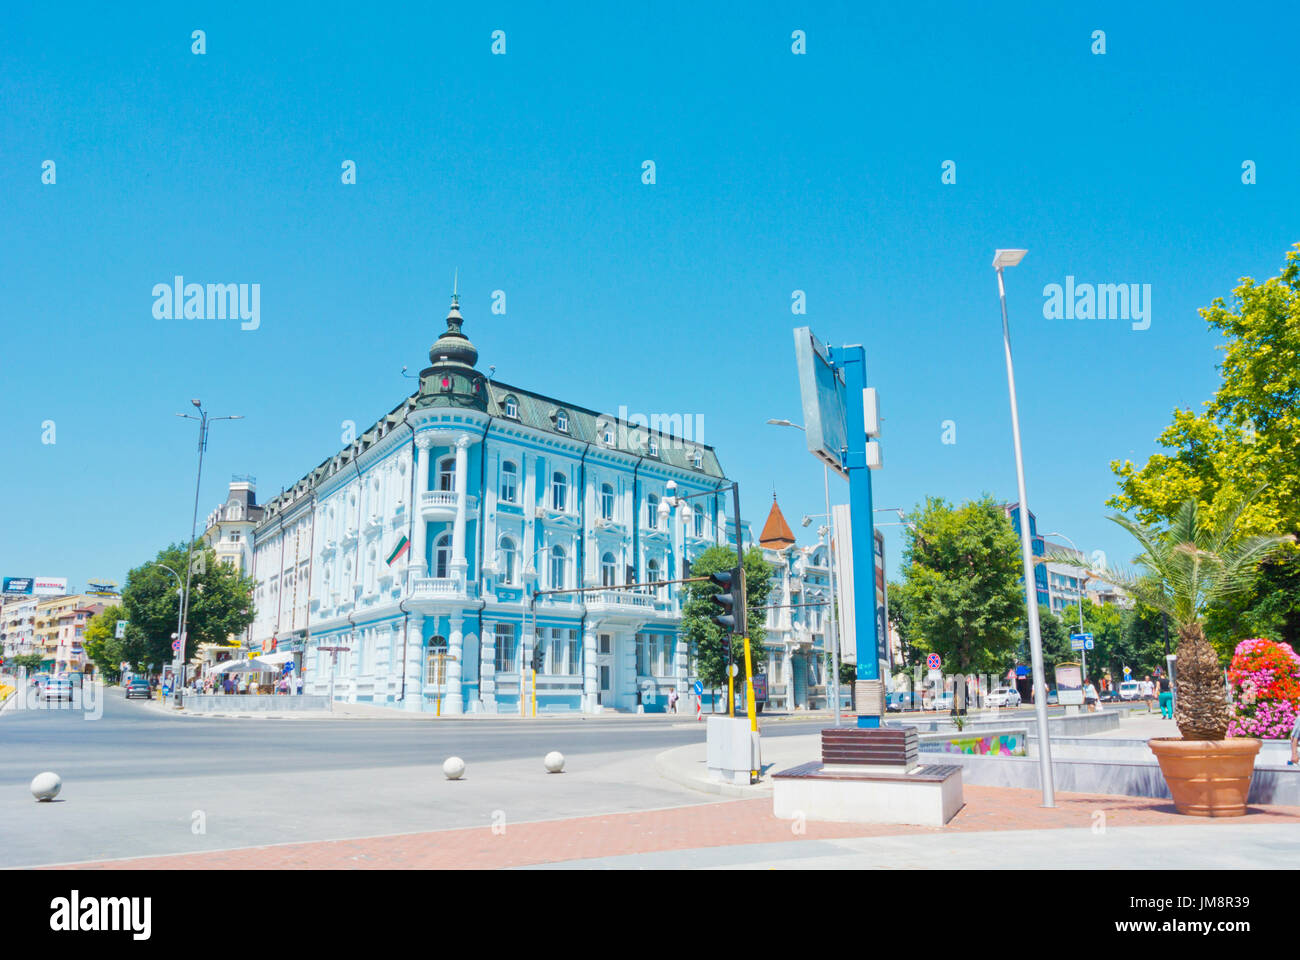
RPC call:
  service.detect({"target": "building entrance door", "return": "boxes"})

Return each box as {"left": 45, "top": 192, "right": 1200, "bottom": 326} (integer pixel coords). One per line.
{"left": 597, "top": 633, "right": 613, "bottom": 706}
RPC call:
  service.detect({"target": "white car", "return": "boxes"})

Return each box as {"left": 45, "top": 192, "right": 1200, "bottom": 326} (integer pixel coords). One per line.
{"left": 985, "top": 686, "right": 1022, "bottom": 708}
{"left": 43, "top": 677, "right": 74, "bottom": 703}
{"left": 1118, "top": 680, "right": 1142, "bottom": 700}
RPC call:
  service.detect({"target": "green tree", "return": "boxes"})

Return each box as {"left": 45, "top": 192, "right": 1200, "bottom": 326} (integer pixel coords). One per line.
{"left": 121, "top": 543, "right": 255, "bottom": 672}
{"left": 897, "top": 495, "right": 1024, "bottom": 677}
{"left": 83, "top": 605, "right": 128, "bottom": 682}
{"left": 1110, "top": 243, "right": 1300, "bottom": 649}
{"left": 886, "top": 581, "right": 922, "bottom": 668}
{"left": 9, "top": 653, "right": 45, "bottom": 673}
{"left": 680, "top": 544, "right": 771, "bottom": 707}
{"left": 1032, "top": 605, "right": 1073, "bottom": 678}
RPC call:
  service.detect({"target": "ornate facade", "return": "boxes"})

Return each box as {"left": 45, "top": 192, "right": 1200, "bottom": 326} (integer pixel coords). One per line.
{"left": 250, "top": 296, "right": 735, "bottom": 713}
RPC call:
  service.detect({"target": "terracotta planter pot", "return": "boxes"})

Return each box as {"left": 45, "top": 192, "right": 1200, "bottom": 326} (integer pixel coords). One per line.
{"left": 1148, "top": 737, "right": 1261, "bottom": 817}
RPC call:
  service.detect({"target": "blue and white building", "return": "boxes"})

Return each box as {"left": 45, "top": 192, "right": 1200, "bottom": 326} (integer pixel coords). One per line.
{"left": 250, "top": 296, "right": 738, "bottom": 713}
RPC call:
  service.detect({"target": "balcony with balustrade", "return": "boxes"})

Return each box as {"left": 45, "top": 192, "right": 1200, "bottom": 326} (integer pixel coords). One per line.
{"left": 420, "top": 491, "right": 479, "bottom": 522}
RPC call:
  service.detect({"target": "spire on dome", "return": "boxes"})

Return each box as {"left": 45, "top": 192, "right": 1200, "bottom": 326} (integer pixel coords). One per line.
{"left": 759, "top": 495, "right": 796, "bottom": 550}
{"left": 417, "top": 272, "right": 486, "bottom": 411}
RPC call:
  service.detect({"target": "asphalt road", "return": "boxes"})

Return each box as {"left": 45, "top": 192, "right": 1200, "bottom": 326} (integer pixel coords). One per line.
{"left": 0, "top": 684, "right": 826, "bottom": 868}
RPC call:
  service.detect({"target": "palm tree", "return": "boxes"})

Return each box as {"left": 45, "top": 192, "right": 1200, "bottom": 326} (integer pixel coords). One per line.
{"left": 1049, "top": 491, "right": 1293, "bottom": 740}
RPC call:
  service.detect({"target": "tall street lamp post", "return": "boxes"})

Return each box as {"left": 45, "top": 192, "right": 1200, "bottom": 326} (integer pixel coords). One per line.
{"left": 993, "top": 247, "right": 1055, "bottom": 807}
{"left": 767, "top": 418, "right": 842, "bottom": 726}
{"left": 174, "top": 400, "right": 242, "bottom": 709}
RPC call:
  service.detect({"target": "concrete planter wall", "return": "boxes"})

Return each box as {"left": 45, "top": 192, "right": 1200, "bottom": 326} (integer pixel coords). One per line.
{"left": 182, "top": 695, "right": 331, "bottom": 712}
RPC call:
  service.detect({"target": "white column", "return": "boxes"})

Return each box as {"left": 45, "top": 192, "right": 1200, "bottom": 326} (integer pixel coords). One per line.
{"left": 404, "top": 615, "right": 424, "bottom": 712}
{"left": 451, "top": 435, "right": 471, "bottom": 587}
{"left": 522, "top": 452, "right": 536, "bottom": 575}
{"left": 446, "top": 616, "right": 464, "bottom": 714}
{"left": 412, "top": 438, "right": 433, "bottom": 579}
{"left": 480, "top": 622, "right": 497, "bottom": 713}
{"left": 583, "top": 621, "right": 598, "bottom": 713}
{"left": 784, "top": 646, "right": 794, "bottom": 712}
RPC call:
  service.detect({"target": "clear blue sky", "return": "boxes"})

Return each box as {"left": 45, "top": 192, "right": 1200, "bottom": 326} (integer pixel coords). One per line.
{"left": 2, "top": 1, "right": 1296, "bottom": 591}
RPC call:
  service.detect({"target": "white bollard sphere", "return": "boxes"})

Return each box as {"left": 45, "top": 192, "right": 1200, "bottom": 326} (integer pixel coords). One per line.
{"left": 31, "top": 771, "right": 62, "bottom": 801}
{"left": 544, "top": 751, "right": 565, "bottom": 774}
{"left": 442, "top": 756, "right": 465, "bottom": 780}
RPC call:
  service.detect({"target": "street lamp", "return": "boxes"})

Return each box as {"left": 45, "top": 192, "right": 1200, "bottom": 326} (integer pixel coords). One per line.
{"left": 767, "top": 418, "right": 843, "bottom": 726}
{"left": 174, "top": 401, "right": 243, "bottom": 709}
{"left": 993, "top": 247, "right": 1055, "bottom": 807}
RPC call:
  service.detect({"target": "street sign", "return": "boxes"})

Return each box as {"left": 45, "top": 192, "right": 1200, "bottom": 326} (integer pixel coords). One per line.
{"left": 1123, "top": 666, "right": 1132, "bottom": 677}
{"left": 1085, "top": 638, "right": 1094, "bottom": 650}
{"left": 171, "top": 639, "right": 181, "bottom": 653}
{"left": 693, "top": 680, "right": 703, "bottom": 697}
{"left": 1070, "top": 638, "right": 1085, "bottom": 651}
{"left": 926, "top": 652, "right": 941, "bottom": 671}
{"left": 115, "top": 620, "right": 127, "bottom": 639}
{"left": 728, "top": 664, "right": 739, "bottom": 677}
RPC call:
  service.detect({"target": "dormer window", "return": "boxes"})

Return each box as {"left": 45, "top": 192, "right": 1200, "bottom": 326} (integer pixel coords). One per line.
{"left": 648, "top": 436, "right": 659, "bottom": 457}
{"left": 692, "top": 449, "right": 703, "bottom": 469}
{"left": 555, "top": 409, "right": 569, "bottom": 433}
{"left": 504, "top": 395, "right": 519, "bottom": 419}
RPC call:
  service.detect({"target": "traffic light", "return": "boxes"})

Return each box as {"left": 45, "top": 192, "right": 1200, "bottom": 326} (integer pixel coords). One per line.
{"left": 709, "top": 566, "right": 746, "bottom": 637}
{"left": 530, "top": 643, "right": 545, "bottom": 674}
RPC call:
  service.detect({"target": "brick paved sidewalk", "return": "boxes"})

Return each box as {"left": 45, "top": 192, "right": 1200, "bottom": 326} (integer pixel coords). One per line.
{"left": 48, "top": 784, "right": 1300, "bottom": 870}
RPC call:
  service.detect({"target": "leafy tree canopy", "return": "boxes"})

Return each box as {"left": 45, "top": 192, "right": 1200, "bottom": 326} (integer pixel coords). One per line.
{"left": 680, "top": 545, "right": 772, "bottom": 693}
{"left": 120, "top": 543, "right": 255, "bottom": 672}
{"left": 897, "top": 495, "right": 1024, "bottom": 675}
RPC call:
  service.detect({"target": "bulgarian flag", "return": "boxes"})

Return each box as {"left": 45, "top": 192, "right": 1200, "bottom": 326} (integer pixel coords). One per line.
{"left": 385, "top": 535, "right": 410, "bottom": 566}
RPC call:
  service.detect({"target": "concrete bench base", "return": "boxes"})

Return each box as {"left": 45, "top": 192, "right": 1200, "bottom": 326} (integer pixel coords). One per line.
{"left": 772, "top": 762, "right": 964, "bottom": 826}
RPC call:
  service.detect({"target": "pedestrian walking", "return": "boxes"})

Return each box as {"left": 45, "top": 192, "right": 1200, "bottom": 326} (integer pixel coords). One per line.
{"left": 295, "top": 674, "right": 304, "bottom": 695}
{"left": 1157, "top": 672, "right": 1173, "bottom": 719}
{"left": 668, "top": 688, "right": 678, "bottom": 714}
{"left": 1142, "top": 675, "right": 1154, "bottom": 713}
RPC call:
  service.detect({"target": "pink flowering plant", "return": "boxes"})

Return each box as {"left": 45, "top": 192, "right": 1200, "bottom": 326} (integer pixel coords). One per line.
{"left": 1226, "top": 638, "right": 1300, "bottom": 739}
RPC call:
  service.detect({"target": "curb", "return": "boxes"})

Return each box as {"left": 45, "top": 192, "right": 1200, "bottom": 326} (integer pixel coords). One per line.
{"left": 653, "top": 744, "right": 774, "bottom": 800}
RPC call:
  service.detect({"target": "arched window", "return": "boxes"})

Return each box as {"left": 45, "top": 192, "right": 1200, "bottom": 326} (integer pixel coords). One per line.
{"left": 600, "top": 483, "right": 614, "bottom": 521}
{"left": 434, "top": 533, "right": 452, "bottom": 579}
{"left": 646, "top": 559, "right": 660, "bottom": 595}
{"left": 554, "top": 409, "right": 569, "bottom": 432}
{"left": 500, "top": 537, "right": 517, "bottom": 585}
{"left": 648, "top": 435, "right": 659, "bottom": 457}
{"left": 646, "top": 494, "right": 659, "bottom": 529}
{"left": 601, "top": 552, "right": 617, "bottom": 587}
{"left": 438, "top": 457, "right": 456, "bottom": 492}
{"left": 503, "top": 395, "right": 519, "bottom": 418}
{"left": 500, "top": 461, "right": 518, "bottom": 503}
{"left": 365, "top": 546, "right": 377, "bottom": 594}
{"left": 550, "top": 545, "right": 567, "bottom": 589}
{"left": 693, "top": 504, "right": 704, "bottom": 538}
{"left": 692, "top": 449, "right": 703, "bottom": 469}
{"left": 427, "top": 635, "right": 448, "bottom": 685}
{"left": 551, "top": 471, "right": 567, "bottom": 511}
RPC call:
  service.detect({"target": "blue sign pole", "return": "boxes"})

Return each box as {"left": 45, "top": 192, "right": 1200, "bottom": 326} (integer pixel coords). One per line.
{"left": 829, "top": 344, "right": 881, "bottom": 729}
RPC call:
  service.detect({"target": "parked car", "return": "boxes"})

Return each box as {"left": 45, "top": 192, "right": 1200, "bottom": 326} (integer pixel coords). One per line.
{"left": 930, "top": 692, "right": 954, "bottom": 711}
{"left": 1118, "top": 680, "right": 1142, "bottom": 701}
{"left": 887, "top": 691, "right": 917, "bottom": 711}
{"left": 125, "top": 678, "right": 151, "bottom": 700}
{"left": 43, "top": 677, "right": 73, "bottom": 702}
{"left": 985, "top": 686, "right": 1022, "bottom": 708}
{"left": 1099, "top": 687, "right": 1120, "bottom": 703}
